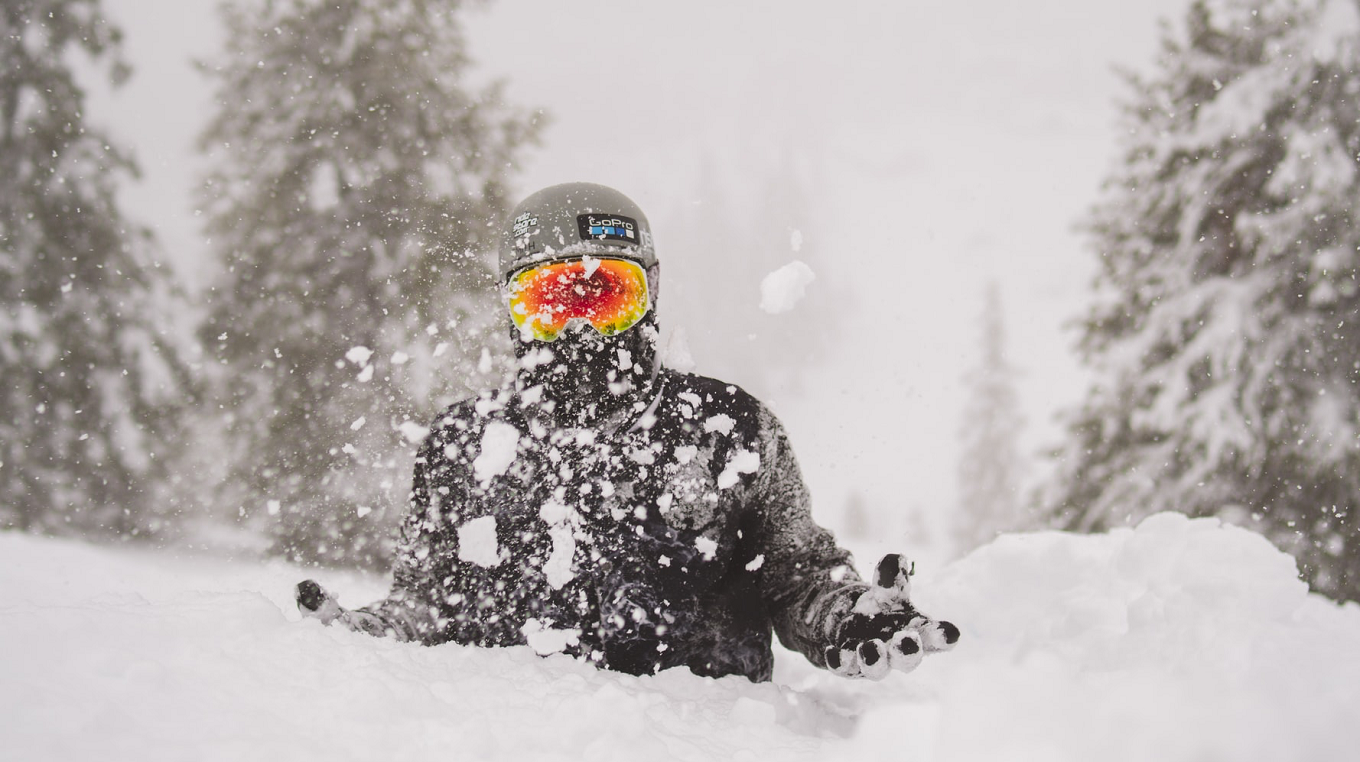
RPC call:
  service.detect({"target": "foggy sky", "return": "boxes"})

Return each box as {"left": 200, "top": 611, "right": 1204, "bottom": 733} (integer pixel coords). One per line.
{"left": 94, "top": 0, "right": 1193, "bottom": 553}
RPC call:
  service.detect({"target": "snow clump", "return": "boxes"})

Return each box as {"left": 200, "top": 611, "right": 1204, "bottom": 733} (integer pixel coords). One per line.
{"left": 344, "top": 345, "right": 373, "bottom": 366}
{"left": 396, "top": 421, "right": 429, "bottom": 444}
{"left": 695, "top": 536, "right": 719, "bottom": 561}
{"left": 539, "top": 499, "right": 577, "bottom": 590}
{"left": 717, "top": 448, "right": 760, "bottom": 488}
{"left": 456, "top": 515, "right": 503, "bottom": 568}
{"left": 759, "top": 261, "right": 816, "bottom": 314}
{"left": 473, "top": 422, "right": 520, "bottom": 486}
{"left": 703, "top": 414, "right": 736, "bottom": 435}
{"left": 520, "top": 619, "right": 582, "bottom": 656}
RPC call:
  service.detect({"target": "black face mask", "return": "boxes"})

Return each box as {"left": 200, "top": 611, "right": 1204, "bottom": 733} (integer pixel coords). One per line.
{"left": 511, "top": 311, "right": 661, "bottom": 430}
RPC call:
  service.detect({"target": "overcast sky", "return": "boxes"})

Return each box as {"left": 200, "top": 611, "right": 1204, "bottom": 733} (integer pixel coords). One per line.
{"left": 94, "top": 0, "right": 1194, "bottom": 553}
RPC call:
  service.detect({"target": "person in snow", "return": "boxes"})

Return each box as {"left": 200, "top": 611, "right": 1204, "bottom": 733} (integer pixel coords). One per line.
{"left": 296, "top": 183, "right": 959, "bottom": 682}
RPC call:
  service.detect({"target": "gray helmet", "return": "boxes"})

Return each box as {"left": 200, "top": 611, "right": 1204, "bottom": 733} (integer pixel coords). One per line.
{"left": 500, "top": 182, "right": 657, "bottom": 282}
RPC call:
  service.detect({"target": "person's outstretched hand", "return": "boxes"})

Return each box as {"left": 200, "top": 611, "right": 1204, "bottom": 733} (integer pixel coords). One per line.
{"left": 295, "top": 579, "right": 348, "bottom": 624}
{"left": 295, "top": 580, "right": 404, "bottom": 639}
{"left": 824, "top": 554, "right": 960, "bottom": 679}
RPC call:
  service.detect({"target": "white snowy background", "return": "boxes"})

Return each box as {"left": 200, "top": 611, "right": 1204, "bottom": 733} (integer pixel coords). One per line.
{"left": 12, "top": 1, "right": 1360, "bottom": 759}
{"left": 86, "top": 0, "right": 1194, "bottom": 550}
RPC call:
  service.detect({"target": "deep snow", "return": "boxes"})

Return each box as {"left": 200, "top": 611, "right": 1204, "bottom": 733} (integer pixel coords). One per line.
{"left": 3, "top": 513, "right": 1357, "bottom": 762}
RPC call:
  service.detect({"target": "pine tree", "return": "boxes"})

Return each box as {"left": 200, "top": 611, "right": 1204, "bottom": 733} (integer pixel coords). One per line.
{"left": 956, "top": 282, "right": 1023, "bottom": 552}
{"left": 1044, "top": 0, "right": 1360, "bottom": 601}
{"left": 0, "top": 1, "right": 190, "bottom": 538}
{"left": 198, "top": 0, "right": 539, "bottom": 568}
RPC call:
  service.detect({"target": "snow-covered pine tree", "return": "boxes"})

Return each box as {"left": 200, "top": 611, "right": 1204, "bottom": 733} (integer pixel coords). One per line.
{"left": 1044, "top": 0, "right": 1360, "bottom": 601}
{"left": 198, "top": 0, "right": 539, "bottom": 568}
{"left": 956, "top": 282, "right": 1023, "bottom": 553}
{"left": 0, "top": 1, "right": 191, "bottom": 538}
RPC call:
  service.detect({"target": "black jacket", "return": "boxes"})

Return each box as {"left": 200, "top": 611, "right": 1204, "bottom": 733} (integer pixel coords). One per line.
{"left": 357, "top": 368, "right": 867, "bottom": 682}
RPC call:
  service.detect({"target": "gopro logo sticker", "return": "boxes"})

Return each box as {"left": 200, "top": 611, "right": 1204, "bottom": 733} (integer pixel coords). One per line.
{"left": 578, "top": 214, "right": 639, "bottom": 244}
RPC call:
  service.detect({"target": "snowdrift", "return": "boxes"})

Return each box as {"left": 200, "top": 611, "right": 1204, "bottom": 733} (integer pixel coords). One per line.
{"left": 3, "top": 513, "right": 1357, "bottom": 762}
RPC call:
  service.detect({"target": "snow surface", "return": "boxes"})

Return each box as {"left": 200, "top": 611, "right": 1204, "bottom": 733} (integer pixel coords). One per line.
{"left": 5, "top": 513, "right": 1357, "bottom": 761}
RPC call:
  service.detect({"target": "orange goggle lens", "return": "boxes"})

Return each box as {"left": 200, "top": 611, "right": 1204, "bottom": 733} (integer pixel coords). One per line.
{"left": 507, "top": 258, "right": 650, "bottom": 342}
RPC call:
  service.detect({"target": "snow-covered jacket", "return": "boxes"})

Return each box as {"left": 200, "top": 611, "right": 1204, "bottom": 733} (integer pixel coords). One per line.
{"left": 356, "top": 368, "right": 866, "bottom": 682}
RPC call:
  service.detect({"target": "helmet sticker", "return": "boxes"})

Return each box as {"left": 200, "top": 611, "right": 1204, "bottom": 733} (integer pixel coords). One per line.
{"left": 578, "top": 214, "right": 639, "bottom": 244}
{"left": 512, "top": 212, "right": 539, "bottom": 238}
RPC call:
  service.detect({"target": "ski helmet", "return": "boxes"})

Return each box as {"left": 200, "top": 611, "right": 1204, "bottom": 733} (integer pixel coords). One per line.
{"left": 500, "top": 182, "right": 658, "bottom": 283}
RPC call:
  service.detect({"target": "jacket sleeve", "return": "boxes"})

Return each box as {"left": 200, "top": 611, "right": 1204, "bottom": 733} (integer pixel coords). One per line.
{"left": 747, "top": 405, "right": 867, "bottom": 668}
{"left": 349, "top": 436, "right": 454, "bottom": 644}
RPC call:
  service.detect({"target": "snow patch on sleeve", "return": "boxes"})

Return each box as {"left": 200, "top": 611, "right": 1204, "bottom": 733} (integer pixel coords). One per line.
{"left": 704, "top": 414, "right": 735, "bottom": 435}
{"left": 542, "top": 525, "right": 577, "bottom": 589}
{"left": 456, "top": 516, "right": 504, "bottom": 567}
{"left": 695, "top": 536, "right": 718, "bottom": 561}
{"left": 473, "top": 422, "right": 520, "bottom": 486}
{"left": 539, "top": 500, "right": 569, "bottom": 525}
{"left": 717, "top": 449, "right": 760, "bottom": 489}
{"left": 539, "top": 500, "right": 577, "bottom": 590}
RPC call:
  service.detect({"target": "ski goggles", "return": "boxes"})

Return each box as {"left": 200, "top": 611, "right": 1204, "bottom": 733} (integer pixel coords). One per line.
{"left": 507, "top": 257, "right": 650, "bottom": 342}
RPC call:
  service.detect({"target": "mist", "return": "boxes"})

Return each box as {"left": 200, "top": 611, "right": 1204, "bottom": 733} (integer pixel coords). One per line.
{"left": 89, "top": 0, "right": 1191, "bottom": 555}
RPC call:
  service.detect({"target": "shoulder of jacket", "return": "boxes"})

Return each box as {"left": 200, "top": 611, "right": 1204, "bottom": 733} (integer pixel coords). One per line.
{"left": 661, "top": 369, "right": 766, "bottom": 415}
{"left": 427, "top": 388, "right": 519, "bottom": 437}
{"left": 657, "top": 369, "right": 787, "bottom": 450}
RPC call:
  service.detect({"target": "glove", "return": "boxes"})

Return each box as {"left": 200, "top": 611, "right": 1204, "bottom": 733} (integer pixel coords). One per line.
{"left": 823, "top": 554, "right": 960, "bottom": 680}
{"left": 296, "top": 579, "right": 348, "bottom": 624}
{"left": 295, "top": 579, "right": 393, "bottom": 637}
